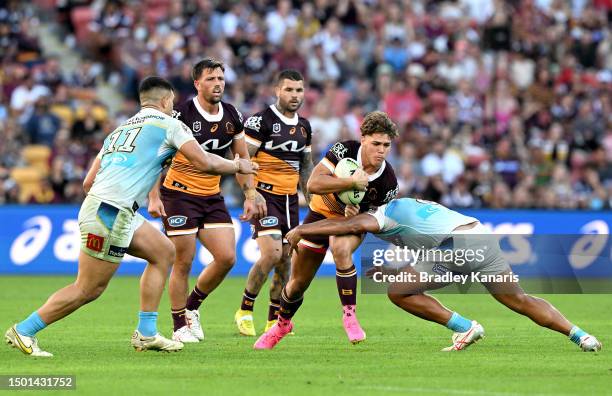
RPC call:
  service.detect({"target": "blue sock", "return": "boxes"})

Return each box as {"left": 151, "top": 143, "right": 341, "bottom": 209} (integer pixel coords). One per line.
{"left": 15, "top": 311, "right": 47, "bottom": 337}
{"left": 569, "top": 326, "right": 587, "bottom": 345}
{"left": 137, "top": 311, "right": 158, "bottom": 337}
{"left": 446, "top": 312, "right": 472, "bottom": 333}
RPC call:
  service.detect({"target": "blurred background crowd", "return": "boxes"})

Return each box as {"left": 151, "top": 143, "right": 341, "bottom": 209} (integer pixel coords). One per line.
{"left": 1, "top": 0, "right": 610, "bottom": 209}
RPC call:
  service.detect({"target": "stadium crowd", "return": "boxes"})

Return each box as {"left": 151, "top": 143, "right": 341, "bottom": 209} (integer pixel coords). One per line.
{"left": 1, "top": 0, "right": 610, "bottom": 209}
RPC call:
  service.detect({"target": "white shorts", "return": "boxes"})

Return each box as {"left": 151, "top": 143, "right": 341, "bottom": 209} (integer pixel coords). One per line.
{"left": 77, "top": 195, "right": 145, "bottom": 263}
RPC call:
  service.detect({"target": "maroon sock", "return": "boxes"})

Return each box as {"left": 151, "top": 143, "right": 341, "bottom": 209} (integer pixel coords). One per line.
{"left": 172, "top": 307, "right": 187, "bottom": 331}
{"left": 240, "top": 289, "right": 258, "bottom": 311}
{"left": 185, "top": 286, "right": 208, "bottom": 311}
{"left": 336, "top": 265, "right": 357, "bottom": 306}
{"left": 268, "top": 299, "right": 280, "bottom": 321}
{"left": 279, "top": 288, "right": 303, "bottom": 320}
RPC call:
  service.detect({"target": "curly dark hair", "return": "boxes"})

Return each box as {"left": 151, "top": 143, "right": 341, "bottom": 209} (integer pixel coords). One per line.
{"left": 360, "top": 111, "right": 399, "bottom": 138}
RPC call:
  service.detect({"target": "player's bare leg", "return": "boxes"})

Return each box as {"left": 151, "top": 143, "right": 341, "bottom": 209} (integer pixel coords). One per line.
{"left": 36, "top": 253, "right": 118, "bottom": 325}
{"left": 180, "top": 226, "right": 236, "bottom": 340}
{"left": 386, "top": 267, "right": 484, "bottom": 351}
{"left": 263, "top": 244, "right": 292, "bottom": 332}
{"left": 254, "top": 245, "right": 324, "bottom": 349}
{"left": 128, "top": 221, "right": 183, "bottom": 351}
{"left": 484, "top": 274, "right": 602, "bottom": 351}
{"left": 331, "top": 234, "right": 366, "bottom": 343}
{"left": 236, "top": 234, "right": 283, "bottom": 335}
{"left": 167, "top": 233, "right": 199, "bottom": 341}
{"left": 6, "top": 252, "right": 119, "bottom": 357}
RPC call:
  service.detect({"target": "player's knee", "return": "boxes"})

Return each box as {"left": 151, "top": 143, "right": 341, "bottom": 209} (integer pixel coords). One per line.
{"left": 332, "top": 246, "right": 352, "bottom": 265}
{"left": 79, "top": 283, "right": 107, "bottom": 304}
{"left": 173, "top": 250, "right": 194, "bottom": 269}
{"left": 216, "top": 252, "right": 236, "bottom": 270}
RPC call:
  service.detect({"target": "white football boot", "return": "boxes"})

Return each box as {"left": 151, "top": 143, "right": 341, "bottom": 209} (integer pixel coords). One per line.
{"left": 186, "top": 310, "right": 204, "bottom": 340}
{"left": 172, "top": 325, "right": 200, "bottom": 343}
{"left": 5, "top": 325, "right": 53, "bottom": 357}
{"left": 442, "top": 321, "right": 485, "bottom": 351}
{"left": 579, "top": 335, "right": 602, "bottom": 352}
{"left": 131, "top": 330, "right": 183, "bottom": 352}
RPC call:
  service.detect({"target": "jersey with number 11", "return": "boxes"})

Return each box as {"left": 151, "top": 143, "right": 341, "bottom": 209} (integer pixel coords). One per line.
{"left": 88, "top": 108, "right": 195, "bottom": 209}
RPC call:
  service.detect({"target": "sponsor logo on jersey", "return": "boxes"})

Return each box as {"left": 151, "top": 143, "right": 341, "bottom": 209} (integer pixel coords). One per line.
{"left": 172, "top": 181, "right": 188, "bottom": 190}
{"left": 108, "top": 244, "right": 128, "bottom": 258}
{"left": 260, "top": 216, "right": 279, "bottom": 227}
{"left": 168, "top": 215, "right": 188, "bottom": 227}
{"left": 257, "top": 182, "right": 273, "bottom": 191}
{"left": 263, "top": 140, "right": 304, "bottom": 152}
{"left": 330, "top": 142, "right": 348, "bottom": 159}
{"left": 193, "top": 121, "right": 201, "bottom": 133}
{"left": 201, "top": 139, "right": 233, "bottom": 151}
{"left": 211, "top": 123, "right": 219, "bottom": 133}
{"left": 86, "top": 233, "right": 104, "bottom": 252}
{"left": 289, "top": 127, "right": 296, "bottom": 135}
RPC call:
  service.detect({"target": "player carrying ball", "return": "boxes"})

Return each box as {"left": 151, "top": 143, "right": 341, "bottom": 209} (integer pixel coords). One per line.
{"left": 254, "top": 111, "right": 399, "bottom": 348}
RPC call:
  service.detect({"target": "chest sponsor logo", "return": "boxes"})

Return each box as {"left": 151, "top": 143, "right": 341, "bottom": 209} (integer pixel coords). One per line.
{"left": 193, "top": 121, "right": 201, "bottom": 133}
{"left": 273, "top": 123, "right": 281, "bottom": 133}
{"left": 260, "top": 216, "right": 279, "bottom": 227}
{"left": 263, "top": 140, "right": 304, "bottom": 152}
{"left": 86, "top": 233, "right": 104, "bottom": 252}
{"left": 211, "top": 123, "right": 219, "bottom": 133}
{"left": 201, "top": 139, "right": 233, "bottom": 151}
{"left": 167, "top": 215, "right": 188, "bottom": 227}
{"left": 289, "top": 127, "right": 296, "bottom": 135}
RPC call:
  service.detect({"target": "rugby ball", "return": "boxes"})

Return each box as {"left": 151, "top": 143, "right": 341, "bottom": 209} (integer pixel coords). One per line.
{"left": 334, "top": 158, "right": 366, "bottom": 205}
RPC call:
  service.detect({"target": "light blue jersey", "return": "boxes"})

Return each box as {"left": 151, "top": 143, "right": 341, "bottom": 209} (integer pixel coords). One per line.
{"left": 367, "top": 198, "right": 478, "bottom": 250}
{"left": 88, "top": 108, "right": 195, "bottom": 209}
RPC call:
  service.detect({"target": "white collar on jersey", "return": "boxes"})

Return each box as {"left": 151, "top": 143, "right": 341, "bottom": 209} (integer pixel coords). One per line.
{"left": 193, "top": 96, "right": 224, "bottom": 122}
{"left": 357, "top": 145, "right": 386, "bottom": 182}
{"left": 270, "top": 104, "right": 298, "bottom": 126}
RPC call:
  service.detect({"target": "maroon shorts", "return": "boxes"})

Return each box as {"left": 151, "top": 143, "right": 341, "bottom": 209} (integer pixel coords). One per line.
{"left": 250, "top": 189, "right": 299, "bottom": 241}
{"left": 297, "top": 210, "right": 331, "bottom": 254}
{"left": 160, "top": 186, "right": 233, "bottom": 236}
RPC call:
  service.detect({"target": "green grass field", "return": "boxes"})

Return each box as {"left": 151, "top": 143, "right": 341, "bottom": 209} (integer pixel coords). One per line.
{"left": 1, "top": 276, "right": 610, "bottom": 395}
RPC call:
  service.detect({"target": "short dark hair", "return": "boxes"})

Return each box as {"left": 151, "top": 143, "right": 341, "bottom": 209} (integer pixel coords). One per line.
{"left": 192, "top": 58, "right": 225, "bottom": 80}
{"left": 138, "top": 76, "right": 174, "bottom": 95}
{"left": 276, "top": 69, "right": 304, "bottom": 85}
{"left": 360, "top": 111, "right": 399, "bottom": 138}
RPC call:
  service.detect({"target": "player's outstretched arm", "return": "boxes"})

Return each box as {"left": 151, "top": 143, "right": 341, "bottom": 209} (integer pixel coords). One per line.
{"left": 286, "top": 213, "right": 380, "bottom": 250}
{"left": 179, "top": 140, "right": 258, "bottom": 175}
{"left": 83, "top": 156, "right": 101, "bottom": 193}
{"left": 306, "top": 162, "right": 368, "bottom": 194}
